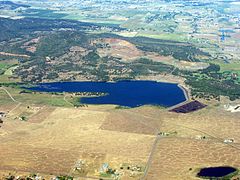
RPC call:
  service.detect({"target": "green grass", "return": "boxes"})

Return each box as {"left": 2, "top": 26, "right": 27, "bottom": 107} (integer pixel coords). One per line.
{"left": 0, "top": 59, "right": 18, "bottom": 76}
{"left": 0, "top": 90, "right": 17, "bottom": 105}
{"left": 136, "top": 33, "right": 187, "bottom": 42}
{"left": 0, "top": 62, "right": 14, "bottom": 75}
{"left": 67, "top": 97, "right": 82, "bottom": 107}
{"left": 0, "top": 74, "right": 20, "bottom": 83}
{"left": 64, "top": 16, "right": 123, "bottom": 25}
{"left": 4, "top": 65, "right": 18, "bottom": 76}
{"left": 22, "top": 9, "right": 67, "bottom": 19}
{"left": 214, "top": 62, "right": 240, "bottom": 72}
{"left": 0, "top": 86, "right": 72, "bottom": 107}
{"left": 99, "top": 173, "right": 112, "bottom": 178}
{"left": 0, "top": 63, "right": 10, "bottom": 69}
{"left": 20, "top": 93, "right": 71, "bottom": 107}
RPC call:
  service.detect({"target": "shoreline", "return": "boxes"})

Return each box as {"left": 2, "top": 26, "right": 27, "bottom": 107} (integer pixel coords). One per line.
{"left": 167, "top": 84, "right": 191, "bottom": 110}
{"left": 177, "top": 84, "right": 190, "bottom": 102}
{"left": 11, "top": 79, "right": 191, "bottom": 109}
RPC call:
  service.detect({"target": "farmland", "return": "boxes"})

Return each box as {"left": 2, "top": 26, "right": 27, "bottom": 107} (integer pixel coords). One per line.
{"left": 1, "top": 88, "right": 240, "bottom": 179}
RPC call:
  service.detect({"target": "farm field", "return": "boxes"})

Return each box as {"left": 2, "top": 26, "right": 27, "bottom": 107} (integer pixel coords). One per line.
{"left": 0, "top": 106, "right": 155, "bottom": 179}
{"left": 1, "top": 94, "right": 240, "bottom": 179}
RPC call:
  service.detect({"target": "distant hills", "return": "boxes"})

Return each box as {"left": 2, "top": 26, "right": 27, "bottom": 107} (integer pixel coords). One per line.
{"left": 0, "top": 1, "right": 30, "bottom": 10}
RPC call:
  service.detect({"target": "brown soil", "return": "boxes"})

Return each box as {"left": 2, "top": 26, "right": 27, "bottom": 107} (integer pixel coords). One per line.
{"left": 94, "top": 38, "right": 144, "bottom": 62}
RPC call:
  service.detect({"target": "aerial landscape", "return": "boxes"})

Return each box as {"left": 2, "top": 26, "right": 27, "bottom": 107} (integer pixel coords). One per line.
{"left": 0, "top": 0, "right": 240, "bottom": 179}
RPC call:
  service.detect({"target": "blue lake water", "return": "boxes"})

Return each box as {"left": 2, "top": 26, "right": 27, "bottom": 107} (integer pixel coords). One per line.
{"left": 27, "top": 81, "right": 187, "bottom": 108}
{"left": 197, "top": 166, "right": 237, "bottom": 178}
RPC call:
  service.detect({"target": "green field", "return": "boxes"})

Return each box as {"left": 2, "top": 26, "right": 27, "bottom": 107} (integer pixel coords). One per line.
{"left": 215, "top": 62, "right": 240, "bottom": 72}
{"left": 0, "top": 86, "right": 72, "bottom": 107}
{"left": 0, "top": 63, "right": 10, "bottom": 69}
{"left": 136, "top": 33, "right": 187, "bottom": 42}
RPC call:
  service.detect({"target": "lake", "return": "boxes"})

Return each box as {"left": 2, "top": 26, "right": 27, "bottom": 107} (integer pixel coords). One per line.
{"left": 27, "top": 81, "right": 187, "bottom": 108}
{"left": 197, "top": 166, "right": 237, "bottom": 178}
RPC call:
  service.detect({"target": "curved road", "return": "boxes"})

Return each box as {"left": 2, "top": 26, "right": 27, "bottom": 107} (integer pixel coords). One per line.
{"left": 0, "top": 87, "right": 18, "bottom": 103}
{"left": 0, "top": 87, "right": 21, "bottom": 114}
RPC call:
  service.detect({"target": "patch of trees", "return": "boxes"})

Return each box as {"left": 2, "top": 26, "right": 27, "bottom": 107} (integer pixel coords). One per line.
{"left": 128, "top": 58, "right": 174, "bottom": 77}
{"left": 0, "top": 17, "right": 102, "bottom": 41}
{"left": 83, "top": 51, "right": 100, "bottom": 62}
{"left": 33, "top": 31, "right": 90, "bottom": 58}
{"left": 127, "top": 37, "right": 210, "bottom": 62}
{"left": 187, "top": 78, "right": 240, "bottom": 101}
{"left": 200, "top": 63, "right": 220, "bottom": 74}
{"left": 170, "top": 63, "right": 240, "bottom": 100}
{"left": 46, "top": 72, "right": 59, "bottom": 79}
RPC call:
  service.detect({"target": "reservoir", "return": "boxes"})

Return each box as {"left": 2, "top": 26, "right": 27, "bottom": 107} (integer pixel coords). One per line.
{"left": 197, "top": 166, "right": 237, "bottom": 178}
{"left": 28, "top": 81, "right": 187, "bottom": 108}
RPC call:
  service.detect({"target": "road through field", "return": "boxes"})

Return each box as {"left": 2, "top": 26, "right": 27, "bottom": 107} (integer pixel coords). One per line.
{"left": 141, "top": 134, "right": 161, "bottom": 180}
{"left": 125, "top": 110, "right": 240, "bottom": 179}
{"left": 0, "top": 87, "right": 18, "bottom": 103}
{"left": 0, "top": 87, "right": 22, "bottom": 114}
